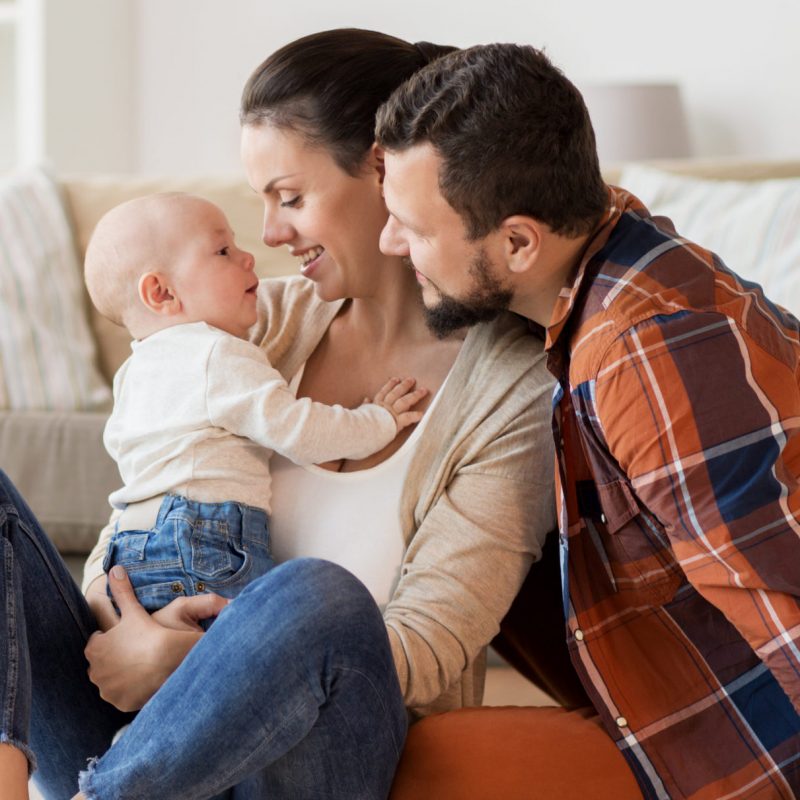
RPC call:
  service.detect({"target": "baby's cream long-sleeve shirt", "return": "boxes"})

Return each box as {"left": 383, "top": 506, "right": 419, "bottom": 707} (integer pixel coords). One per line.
{"left": 105, "top": 321, "right": 396, "bottom": 513}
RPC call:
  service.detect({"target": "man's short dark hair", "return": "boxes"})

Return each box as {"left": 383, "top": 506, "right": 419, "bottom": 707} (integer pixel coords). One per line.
{"left": 375, "top": 43, "right": 608, "bottom": 239}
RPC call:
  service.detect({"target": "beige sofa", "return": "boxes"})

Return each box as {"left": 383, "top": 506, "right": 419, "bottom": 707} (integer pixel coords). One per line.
{"left": 2, "top": 157, "right": 799, "bottom": 574}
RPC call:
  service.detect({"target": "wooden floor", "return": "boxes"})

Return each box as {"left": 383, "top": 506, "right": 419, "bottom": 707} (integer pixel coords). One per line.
{"left": 483, "top": 664, "right": 556, "bottom": 707}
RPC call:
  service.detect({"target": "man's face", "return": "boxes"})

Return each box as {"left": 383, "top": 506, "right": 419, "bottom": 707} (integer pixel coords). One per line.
{"left": 380, "top": 144, "right": 512, "bottom": 337}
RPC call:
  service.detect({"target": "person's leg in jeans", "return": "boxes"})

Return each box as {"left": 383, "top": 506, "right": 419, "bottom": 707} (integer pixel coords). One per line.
{"left": 80, "top": 557, "right": 408, "bottom": 800}
{"left": 2, "top": 466, "right": 406, "bottom": 799}
{"left": 0, "top": 470, "right": 133, "bottom": 798}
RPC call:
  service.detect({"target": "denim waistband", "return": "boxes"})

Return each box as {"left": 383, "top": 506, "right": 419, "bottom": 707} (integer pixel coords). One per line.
{"left": 117, "top": 494, "right": 268, "bottom": 545}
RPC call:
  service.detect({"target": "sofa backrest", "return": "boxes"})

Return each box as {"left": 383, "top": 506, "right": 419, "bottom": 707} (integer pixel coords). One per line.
{"left": 601, "top": 158, "right": 800, "bottom": 185}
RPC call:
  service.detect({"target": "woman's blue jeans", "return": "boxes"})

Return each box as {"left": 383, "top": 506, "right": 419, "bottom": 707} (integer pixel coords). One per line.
{"left": 0, "top": 470, "right": 407, "bottom": 799}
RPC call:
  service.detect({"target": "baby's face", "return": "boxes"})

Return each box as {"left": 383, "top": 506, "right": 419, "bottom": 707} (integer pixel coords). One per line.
{"left": 167, "top": 199, "right": 259, "bottom": 339}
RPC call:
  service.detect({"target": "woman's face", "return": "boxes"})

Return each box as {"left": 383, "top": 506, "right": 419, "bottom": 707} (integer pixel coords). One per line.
{"left": 241, "top": 122, "right": 390, "bottom": 301}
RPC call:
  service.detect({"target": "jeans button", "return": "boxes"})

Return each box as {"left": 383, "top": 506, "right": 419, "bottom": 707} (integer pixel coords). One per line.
{"left": 171, "top": 582, "right": 183, "bottom": 593}
{"left": 197, "top": 582, "right": 206, "bottom": 592}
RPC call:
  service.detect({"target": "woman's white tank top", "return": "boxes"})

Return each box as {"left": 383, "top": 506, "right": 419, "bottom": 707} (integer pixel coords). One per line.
{"left": 269, "top": 367, "right": 445, "bottom": 609}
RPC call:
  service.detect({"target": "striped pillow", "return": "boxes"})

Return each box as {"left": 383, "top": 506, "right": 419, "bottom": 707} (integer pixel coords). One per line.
{"left": 0, "top": 167, "right": 111, "bottom": 410}
{"left": 618, "top": 165, "right": 800, "bottom": 316}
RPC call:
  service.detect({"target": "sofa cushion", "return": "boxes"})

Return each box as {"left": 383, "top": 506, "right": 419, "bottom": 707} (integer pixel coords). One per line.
{"left": 0, "top": 409, "right": 118, "bottom": 553}
{"left": 0, "top": 167, "right": 112, "bottom": 410}
{"left": 618, "top": 165, "right": 800, "bottom": 316}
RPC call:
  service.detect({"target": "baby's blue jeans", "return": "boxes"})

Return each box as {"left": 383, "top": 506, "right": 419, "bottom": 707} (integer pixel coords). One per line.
{"left": 0, "top": 470, "right": 407, "bottom": 799}
{"left": 104, "top": 495, "right": 275, "bottom": 622}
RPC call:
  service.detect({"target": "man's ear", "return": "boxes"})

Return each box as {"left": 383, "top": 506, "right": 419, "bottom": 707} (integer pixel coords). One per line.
{"left": 499, "top": 215, "right": 542, "bottom": 274}
{"left": 138, "top": 272, "right": 181, "bottom": 315}
{"left": 369, "top": 143, "right": 386, "bottom": 184}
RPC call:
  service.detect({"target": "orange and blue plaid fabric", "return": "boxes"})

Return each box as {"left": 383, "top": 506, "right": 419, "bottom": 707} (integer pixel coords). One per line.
{"left": 547, "top": 186, "right": 800, "bottom": 798}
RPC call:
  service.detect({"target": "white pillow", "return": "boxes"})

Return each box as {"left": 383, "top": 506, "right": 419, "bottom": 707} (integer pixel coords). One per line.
{"left": 0, "top": 167, "right": 111, "bottom": 410}
{"left": 618, "top": 165, "right": 800, "bottom": 316}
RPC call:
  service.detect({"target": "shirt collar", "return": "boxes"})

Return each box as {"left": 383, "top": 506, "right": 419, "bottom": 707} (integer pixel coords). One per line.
{"left": 545, "top": 185, "right": 632, "bottom": 352}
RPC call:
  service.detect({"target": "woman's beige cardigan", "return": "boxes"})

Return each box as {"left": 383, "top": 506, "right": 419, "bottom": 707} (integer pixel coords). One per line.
{"left": 83, "top": 277, "right": 556, "bottom": 719}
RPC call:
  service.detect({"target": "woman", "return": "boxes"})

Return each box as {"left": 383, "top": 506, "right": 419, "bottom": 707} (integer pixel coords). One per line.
{"left": 1, "top": 29, "right": 555, "bottom": 799}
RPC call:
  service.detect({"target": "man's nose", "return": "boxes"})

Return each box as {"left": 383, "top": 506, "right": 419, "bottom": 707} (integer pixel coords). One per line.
{"left": 379, "top": 217, "right": 407, "bottom": 257}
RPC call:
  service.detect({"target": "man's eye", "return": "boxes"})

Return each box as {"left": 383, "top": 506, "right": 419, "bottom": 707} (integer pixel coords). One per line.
{"left": 280, "top": 195, "right": 301, "bottom": 208}
{"left": 217, "top": 246, "right": 230, "bottom": 256}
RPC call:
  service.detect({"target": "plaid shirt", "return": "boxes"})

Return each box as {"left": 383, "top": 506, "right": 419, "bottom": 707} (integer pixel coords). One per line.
{"left": 548, "top": 187, "right": 800, "bottom": 799}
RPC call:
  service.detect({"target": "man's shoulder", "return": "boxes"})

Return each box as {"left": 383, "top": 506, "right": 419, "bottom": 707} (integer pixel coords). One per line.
{"left": 569, "top": 208, "right": 729, "bottom": 374}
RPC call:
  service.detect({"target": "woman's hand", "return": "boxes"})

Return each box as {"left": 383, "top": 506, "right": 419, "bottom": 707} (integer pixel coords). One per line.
{"left": 84, "top": 566, "right": 226, "bottom": 711}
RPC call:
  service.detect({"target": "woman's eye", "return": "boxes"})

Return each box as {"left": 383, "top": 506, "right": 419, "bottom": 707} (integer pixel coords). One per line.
{"left": 217, "top": 246, "right": 230, "bottom": 256}
{"left": 280, "top": 195, "right": 301, "bottom": 208}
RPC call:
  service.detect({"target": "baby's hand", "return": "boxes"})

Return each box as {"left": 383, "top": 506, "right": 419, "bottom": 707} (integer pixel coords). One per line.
{"left": 373, "top": 377, "right": 429, "bottom": 432}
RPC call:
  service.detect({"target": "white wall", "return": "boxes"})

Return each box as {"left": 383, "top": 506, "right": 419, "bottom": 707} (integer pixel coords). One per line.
{"left": 43, "top": 0, "right": 136, "bottom": 172}
{"left": 1, "top": 0, "right": 136, "bottom": 173}
{"left": 0, "top": 22, "right": 16, "bottom": 171}
{"left": 17, "top": 0, "right": 800, "bottom": 174}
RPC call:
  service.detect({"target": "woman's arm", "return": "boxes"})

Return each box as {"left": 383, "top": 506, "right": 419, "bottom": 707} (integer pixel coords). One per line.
{"left": 82, "top": 511, "right": 117, "bottom": 595}
{"left": 385, "top": 322, "right": 556, "bottom": 711}
{"left": 82, "top": 510, "right": 119, "bottom": 630}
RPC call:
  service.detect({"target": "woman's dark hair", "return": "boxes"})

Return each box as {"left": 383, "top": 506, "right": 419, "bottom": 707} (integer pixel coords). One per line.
{"left": 240, "top": 28, "right": 456, "bottom": 176}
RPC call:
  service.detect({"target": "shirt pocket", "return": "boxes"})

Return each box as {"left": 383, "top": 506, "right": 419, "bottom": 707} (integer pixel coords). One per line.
{"left": 588, "top": 479, "right": 683, "bottom": 606}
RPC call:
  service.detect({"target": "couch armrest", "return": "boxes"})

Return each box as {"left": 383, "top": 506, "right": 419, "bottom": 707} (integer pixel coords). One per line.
{"left": 0, "top": 409, "right": 118, "bottom": 554}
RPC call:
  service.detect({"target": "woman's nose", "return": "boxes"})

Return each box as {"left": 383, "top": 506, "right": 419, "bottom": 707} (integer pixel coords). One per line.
{"left": 262, "top": 211, "right": 293, "bottom": 248}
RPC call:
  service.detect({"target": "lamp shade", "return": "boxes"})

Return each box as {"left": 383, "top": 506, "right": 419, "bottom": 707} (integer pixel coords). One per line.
{"left": 580, "top": 83, "right": 691, "bottom": 163}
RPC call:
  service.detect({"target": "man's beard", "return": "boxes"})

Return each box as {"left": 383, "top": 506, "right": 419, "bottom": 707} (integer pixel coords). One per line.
{"left": 421, "top": 248, "right": 513, "bottom": 339}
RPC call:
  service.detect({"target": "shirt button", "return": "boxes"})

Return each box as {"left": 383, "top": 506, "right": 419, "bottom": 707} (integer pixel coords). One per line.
{"left": 196, "top": 582, "right": 206, "bottom": 592}
{"left": 171, "top": 582, "right": 183, "bottom": 593}
{"left": 574, "top": 629, "right": 584, "bottom": 641}
{"left": 616, "top": 716, "right": 628, "bottom": 728}
{"left": 600, "top": 513, "right": 607, "bottom": 524}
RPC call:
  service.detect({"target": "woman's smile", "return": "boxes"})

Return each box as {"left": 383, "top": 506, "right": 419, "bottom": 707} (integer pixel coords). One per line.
{"left": 298, "top": 246, "right": 325, "bottom": 277}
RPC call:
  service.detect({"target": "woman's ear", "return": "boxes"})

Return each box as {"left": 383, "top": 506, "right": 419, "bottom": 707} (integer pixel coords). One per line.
{"left": 369, "top": 143, "right": 386, "bottom": 184}
{"left": 500, "top": 216, "right": 542, "bottom": 275}
{"left": 138, "top": 272, "right": 181, "bottom": 315}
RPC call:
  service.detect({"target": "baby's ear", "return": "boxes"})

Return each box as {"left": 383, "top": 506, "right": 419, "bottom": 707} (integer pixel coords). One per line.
{"left": 138, "top": 272, "right": 181, "bottom": 315}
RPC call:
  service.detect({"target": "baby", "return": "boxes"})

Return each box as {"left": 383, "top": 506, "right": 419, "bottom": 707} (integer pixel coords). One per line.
{"left": 84, "top": 192, "right": 426, "bottom": 619}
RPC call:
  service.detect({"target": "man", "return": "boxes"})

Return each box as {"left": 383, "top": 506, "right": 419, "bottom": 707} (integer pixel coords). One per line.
{"left": 376, "top": 43, "right": 800, "bottom": 799}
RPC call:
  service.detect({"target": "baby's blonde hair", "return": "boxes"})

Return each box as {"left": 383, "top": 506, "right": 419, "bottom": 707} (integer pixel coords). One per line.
{"left": 84, "top": 193, "right": 188, "bottom": 329}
